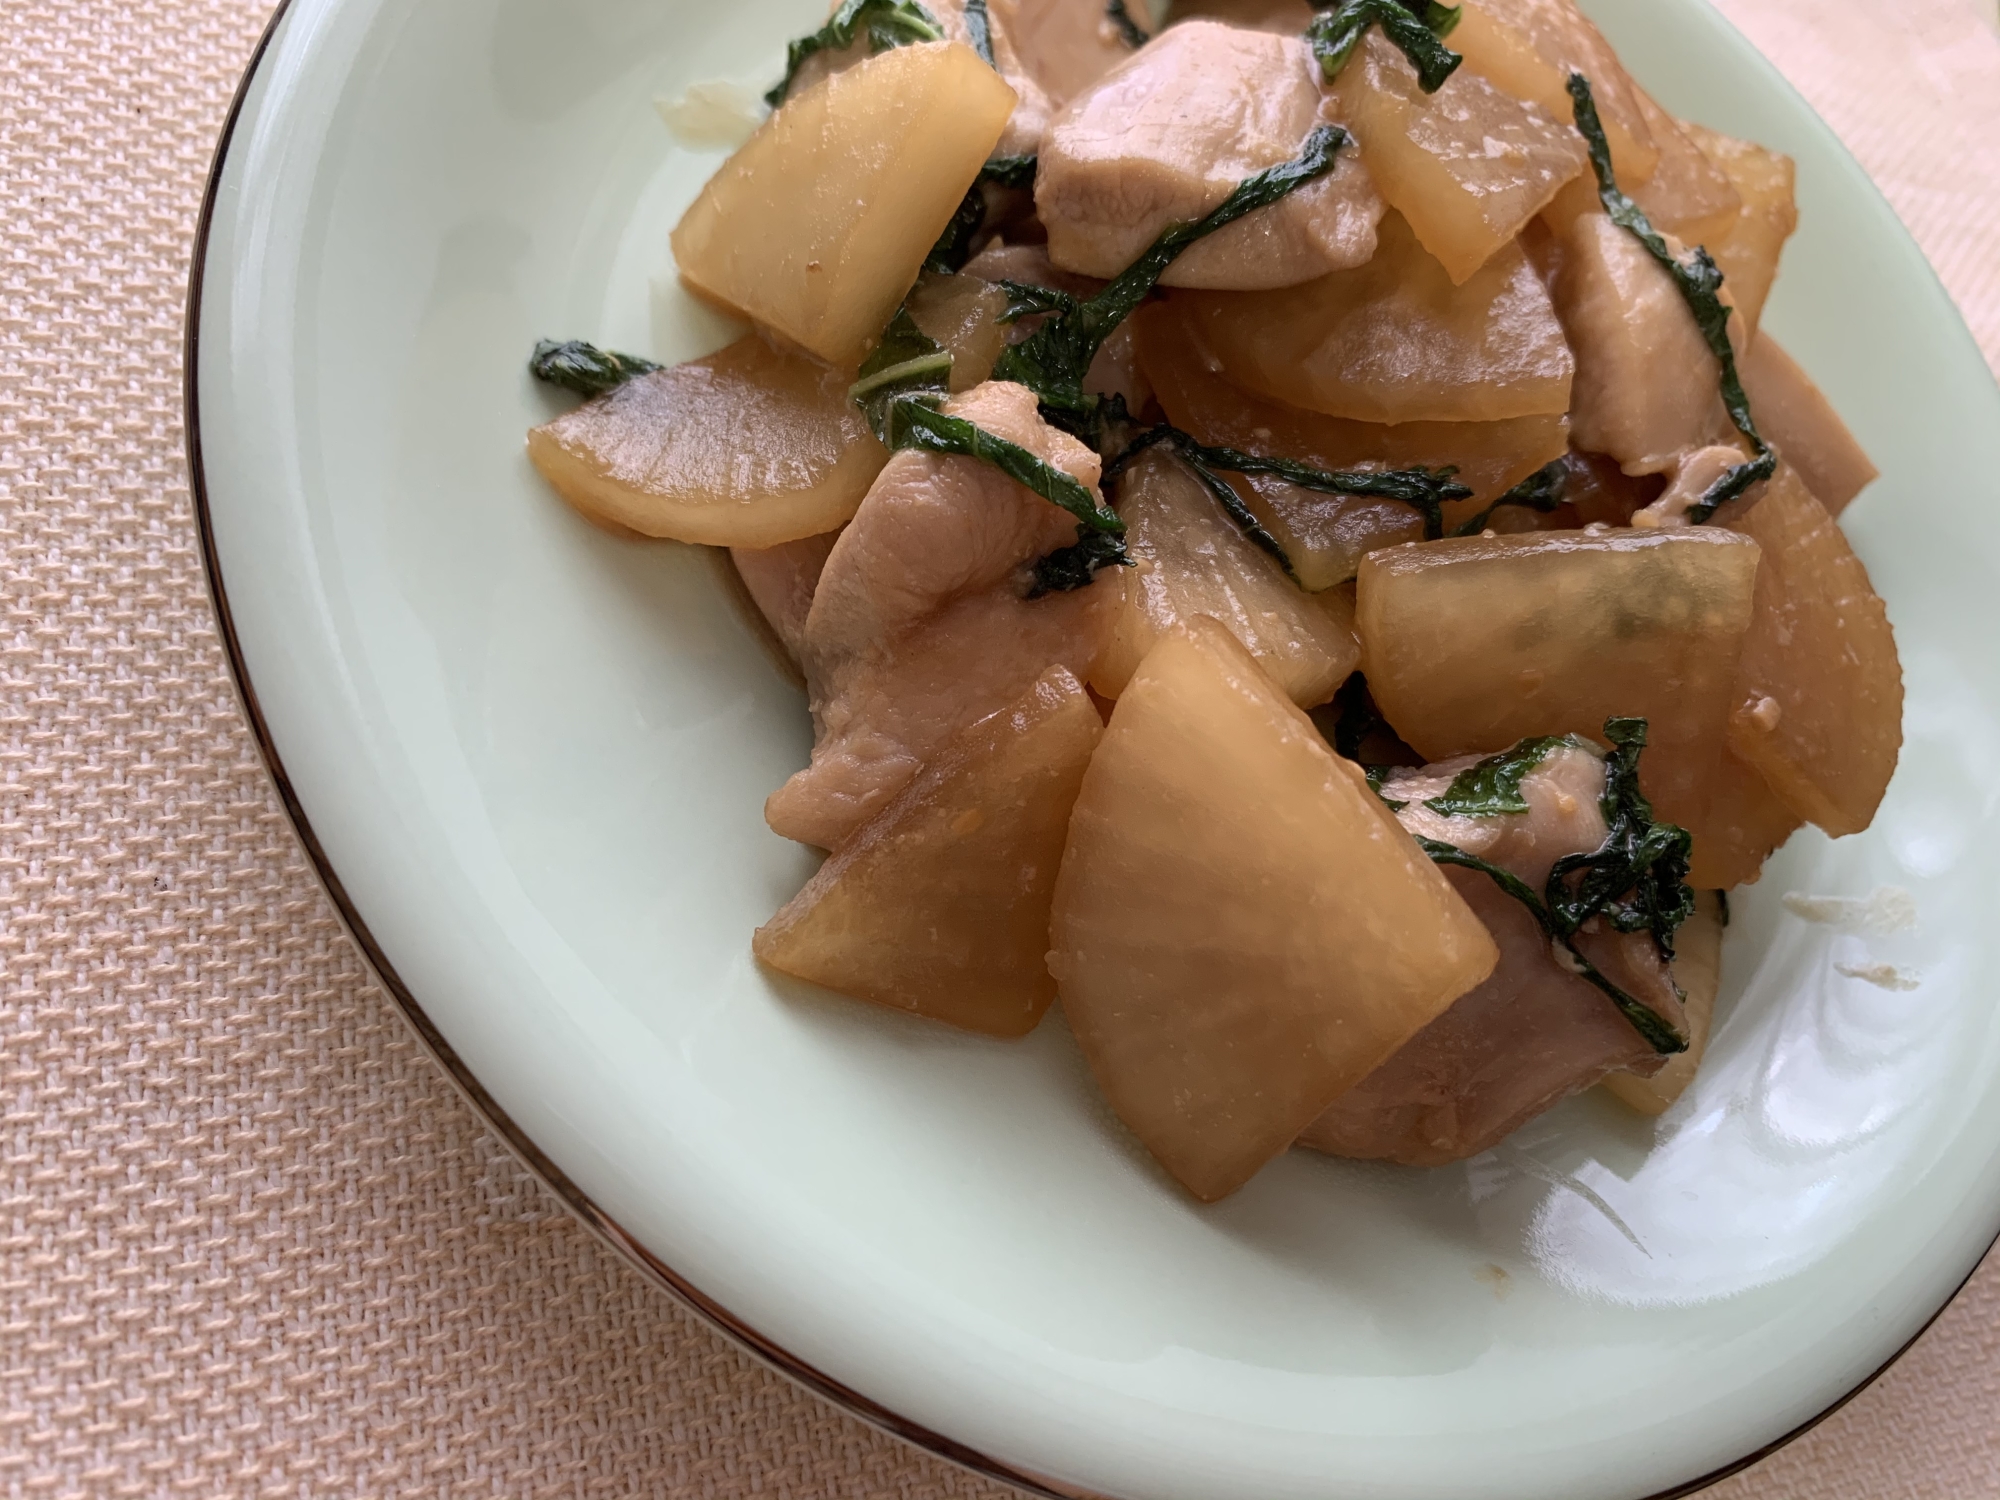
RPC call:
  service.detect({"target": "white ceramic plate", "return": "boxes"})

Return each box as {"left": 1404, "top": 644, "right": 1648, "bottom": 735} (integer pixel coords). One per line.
{"left": 190, "top": 2, "right": 2000, "bottom": 1496}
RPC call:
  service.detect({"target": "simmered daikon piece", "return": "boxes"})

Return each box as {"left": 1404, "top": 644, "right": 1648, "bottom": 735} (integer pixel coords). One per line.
{"left": 766, "top": 381, "right": 1116, "bottom": 850}
{"left": 1603, "top": 892, "right": 1724, "bottom": 1115}
{"left": 527, "top": 336, "right": 886, "bottom": 546}
{"left": 1554, "top": 212, "right": 1735, "bottom": 473}
{"left": 1177, "top": 212, "right": 1574, "bottom": 424}
{"left": 1721, "top": 464, "right": 1901, "bottom": 837}
{"left": 1092, "top": 450, "right": 1360, "bottom": 707}
{"left": 1687, "top": 747, "right": 1801, "bottom": 890}
{"left": 754, "top": 667, "right": 1101, "bottom": 1037}
{"left": 1739, "top": 333, "right": 1878, "bottom": 514}
{"left": 907, "top": 272, "right": 1013, "bottom": 392}
{"left": 1135, "top": 303, "right": 1569, "bottom": 583}
{"left": 672, "top": 43, "right": 1016, "bottom": 367}
{"left": 1684, "top": 124, "right": 1797, "bottom": 339}
{"left": 961, "top": 243, "right": 1153, "bottom": 408}
{"left": 731, "top": 530, "right": 842, "bottom": 667}
{"left": 932, "top": 0, "right": 1057, "bottom": 156}
{"left": 1331, "top": 29, "right": 1585, "bottom": 285}
{"left": 1049, "top": 619, "right": 1497, "bottom": 1201}
{"left": 1038, "top": 22, "right": 1384, "bottom": 289}
{"left": 1629, "top": 91, "right": 1742, "bottom": 249}
{"left": 992, "top": 0, "right": 1132, "bottom": 105}
{"left": 1450, "top": 0, "right": 1658, "bottom": 183}
{"left": 1357, "top": 527, "right": 1761, "bottom": 834}
{"left": 1301, "top": 741, "right": 1686, "bottom": 1165}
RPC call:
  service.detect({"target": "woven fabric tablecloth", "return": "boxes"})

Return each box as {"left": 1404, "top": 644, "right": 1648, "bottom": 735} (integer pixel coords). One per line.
{"left": 2, "top": 0, "right": 1998, "bottom": 1493}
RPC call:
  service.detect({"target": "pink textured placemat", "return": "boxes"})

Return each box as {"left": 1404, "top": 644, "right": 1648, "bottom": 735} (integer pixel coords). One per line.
{"left": 1, "top": 0, "right": 1996, "bottom": 1495}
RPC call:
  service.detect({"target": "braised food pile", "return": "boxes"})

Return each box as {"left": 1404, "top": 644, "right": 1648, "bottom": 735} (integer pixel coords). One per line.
{"left": 525, "top": 0, "right": 1899, "bottom": 1202}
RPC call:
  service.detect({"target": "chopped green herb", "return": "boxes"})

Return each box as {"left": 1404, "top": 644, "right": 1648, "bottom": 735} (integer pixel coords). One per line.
{"left": 1105, "top": 0, "right": 1151, "bottom": 48}
{"left": 994, "top": 279, "right": 1077, "bottom": 324}
{"left": 963, "top": 0, "right": 996, "bottom": 65}
{"left": 1423, "top": 734, "right": 1587, "bottom": 817}
{"left": 1029, "top": 526, "right": 1134, "bottom": 596}
{"left": 980, "top": 154, "right": 1038, "bottom": 190}
{"left": 1716, "top": 889, "right": 1730, "bottom": 927}
{"left": 528, "top": 339, "right": 660, "bottom": 397}
{"left": 766, "top": 0, "right": 946, "bottom": 107}
{"left": 1449, "top": 458, "right": 1567, "bottom": 536}
{"left": 1567, "top": 73, "right": 1775, "bottom": 524}
{"left": 1106, "top": 425, "right": 1301, "bottom": 576}
{"left": 993, "top": 124, "right": 1348, "bottom": 430}
{"left": 1309, "top": 0, "right": 1462, "bottom": 92}
{"left": 1331, "top": 674, "right": 1384, "bottom": 761}
{"left": 1384, "top": 717, "right": 1695, "bottom": 1055}
{"left": 925, "top": 156, "right": 1045, "bottom": 273}
{"left": 849, "top": 306, "right": 957, "bottom": 410}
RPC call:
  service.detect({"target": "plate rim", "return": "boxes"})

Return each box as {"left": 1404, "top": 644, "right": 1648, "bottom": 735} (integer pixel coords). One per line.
{"left": 180, "top": 4, "right": 1998, "bottom": 1496}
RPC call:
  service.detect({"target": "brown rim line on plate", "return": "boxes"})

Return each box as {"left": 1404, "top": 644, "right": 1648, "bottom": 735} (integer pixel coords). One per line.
{"left": 178, "top": 6, "right": 1994, "bottom": 1497}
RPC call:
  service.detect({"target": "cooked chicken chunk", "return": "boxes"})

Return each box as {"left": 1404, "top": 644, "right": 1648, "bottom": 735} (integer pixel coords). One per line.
{"left": 1553, "top": 212, "right": 1736, "bottom": 473}
{"left": 731, "top": 530, "right": 842, "bottom": 667}
{"left": 1037, "top": 21, "right": 1385, "bottom": 290}
{"left": 992, "top": 0, "right": 1134, "bottom": 106}
{"left": 764, "top": 381, "right": 1116, "bottom": 850}
{"left": 1298, "top": 740, "right": 1687, "bottom": 1166}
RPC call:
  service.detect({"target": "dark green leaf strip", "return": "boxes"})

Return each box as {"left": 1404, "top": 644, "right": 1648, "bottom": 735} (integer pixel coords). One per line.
{"left": 925, "top": 187, "right": 990, "bottom": 274}
{"left": 767, "top": 0, "right": 946, "bottom": 106}
{"left": 849, "top": 351, "right": 955, "bottom": 405}
{"left": 1029, "top": 526, "right": 1134, "bottom": 596}
{"left": 528, "top": 340, "right": 660, "bottom": 398}
{"left": 980, "top": 154, "right": 1038, "bottom": 189}
{"left": 1105, "top": 0, "right": 1151, "bottom": 48}
{"left": 1567, "top": 73, "right": 1776, "bottom": 523}
{"left": 1423, "top": 734, "right": 1588, "bottom": 817}
{"left": 1109, "top": 427, "right": 1300, "bottom": 577}
{"left": 1449, "top": 458, "right": 1566, "bottom": 536}
{"left": 963, "top": 0, "right": 996, "bottom": 65}
{"left": 1309, "top": 0, "right": 1463, "bottom": 92}
{"left": 993, "top": 124, "right": 1348, "bottom": 420}
{"left": 994, "top": 280, "right": 1077, "bottom": 324}
{"left": 885, "top": 400, "right": 1124, "bottom": 533}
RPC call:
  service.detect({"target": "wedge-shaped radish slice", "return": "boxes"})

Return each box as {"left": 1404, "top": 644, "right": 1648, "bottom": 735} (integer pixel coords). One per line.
{"left": 755, "top": 667, "right": 1102, "bottom": 1038}
{"left": 1721, "top": 464, "right": 1902, "bottom": 837}
{"left": 1330, "top": 29, "right": 1586, "bottom": 286}
{"left": 1091, "top": 450, "right": 1360, "bottom": 707}
{"left": 1627, "top": 92, "right": 1742, "bottom": 250}
{"left": 1602, "top": 891, "right": 1725, "bottom": 1116}
{"left": 1357, "top": 527, "right": 1761, "bottom": 839}
{"left": 1135, "top": 303, "right": 1569, "bottom": 581}
{"left": 1738, "top": 333, "right": 1878, "bottom": 516}
{"left": 1682, "top": 124, "right": 1797, "bottom": 341}
{"left": 1686, "top": 746, "right": 1801, "bottom": 890}
{"left": 1175, "top": 212, "right": 1574, "bottom": 425}
{"left": 1049, "top": 619, "right": 1498, "bottom": 1201}
{"left": 671, "top": 42, "right": 1016, "bottom": 368}
{"left": 527, "top": 336, "right": 886, "bottom": 547}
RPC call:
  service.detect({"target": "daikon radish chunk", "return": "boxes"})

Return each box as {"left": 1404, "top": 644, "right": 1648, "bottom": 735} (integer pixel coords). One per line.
{"left": 1356, "top": 527, "right": 1761, "bottom": 835}
{"left": 1092, "top": 450, "right": 1360, "bottom": 706}
{"left": 1683, "top": 124, "right": 1797, "bottom": 340}
{"left": 671, "top": 42, "right": 1017, "bottom": 367}
{"left": 1602, "top": 892, "right": 1725, "bottom": 1115}
{"left": 1176, "top": 211, "right": 1574, "bottom": 424}
{"left": 1049, "top": 618, "right": 1497, "bottom": 1201}
{"left": 907, "top": 272, "right": 1013, "bottom": 392}
{"left": 1628, "top": 91, "right": 1742, "bottom": 250}
{"left": 1553, "top": 212, "right": 1736, "bottom": 474}
{"left": 1720, "top": 464, "right": 1901, "bottom": 837}
{"left": 527, "top": 335, "right": 886, "bottom": 546}
{"left": 755, "top": 667, "right": 1101, "bottom": 1037}
{"left": 1135, "top": 302, "right": 1569, "bottom": 583}
{"left": 1450, "top": 0, "right": 1658, "bottom": 183}
{"left": 1331, "top": 29, "right": 1586, "bottom": 285}
{"left": 1685, "top": 747, "right": 1800, "bottom": 890}
{"left": 1738, "top": 333, "right": 1878, "bottom": 515}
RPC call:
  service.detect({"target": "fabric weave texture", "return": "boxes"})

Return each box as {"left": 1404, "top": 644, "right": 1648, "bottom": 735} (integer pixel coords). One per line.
{"left": 0, "top": 0, "right": 1996, "bottom": 1494}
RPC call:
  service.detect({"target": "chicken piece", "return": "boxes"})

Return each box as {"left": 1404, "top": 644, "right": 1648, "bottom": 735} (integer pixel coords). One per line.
{"left": 1738, "top": 332, "right": 1878, "bottom": 514}
{"left": 1553, "top": 211, "right": 1737, "bottom": 474}
{"left": 765, "top": 381, "right": 1116, "bottom": 850}
{"left": 1557, "top": 447, "right": 1664, "bottom": 527}
{"left": 992, "top": 0, "right": 1134, "bottom": 106}
{"left": 960, "top": 242, "right": 1152, "bottom": 408}
{"left": 1451, "top": 0, "right": 1659, "bottom": 183}
{"left": 1627, "top": 91, "right": 1742, "bottom": 250}
{"left": 1037, "top": 22, "right": 1386, "bottom": 290}
{"left": 1092, "top": 449, "right": 1361, "bottom": 707}
{"left": 754, "top": 666, "right": 1102, "bottom": 1037}
{"left": 1179, "top": 210, "right": 1574, "bottom": 424}
{"left": 1298, "top": 740, "right": 1687, "bottom": 1166}
{"left": 1682, "top": 125, "right": 1796, "bottom": 339}
{"left": 731, "top": 530, "right": 842, "bottom": 666}
{"left": 1330, "top": 28, "right": 1586, "bottom": 285}
{"left": 1602, "top": 891, "right": 1725, "bottom": 1115}
{"left": 1169, "top": 0, "right": 1314, "bottom": 30}
{"left": 1632, "top": 444, "right": 1752, "bottom": 529}
{"left": 1134, "top": 300, "right": 1570, "bottom": 584}
{"left": 1719, "top": 463, "right": 1901, "bottom": 838}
